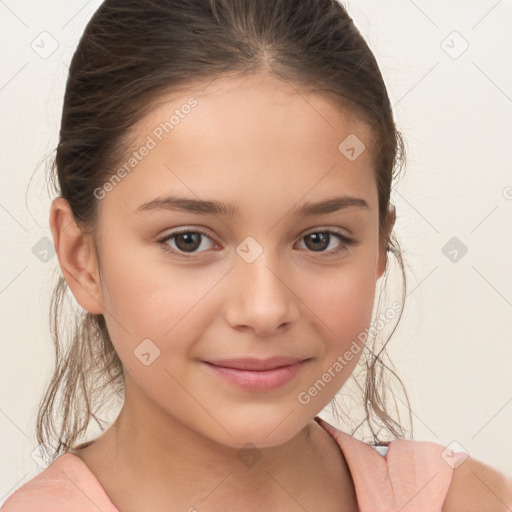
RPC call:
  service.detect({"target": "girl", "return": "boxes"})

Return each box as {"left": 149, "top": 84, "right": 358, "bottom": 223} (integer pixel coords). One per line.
{"left": 2, "top": 0, "right": 510, "bottom": 511}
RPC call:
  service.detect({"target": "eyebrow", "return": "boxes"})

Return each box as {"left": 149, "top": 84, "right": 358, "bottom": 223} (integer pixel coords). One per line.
{"left": 135, "top": 194, "right": 369, "bottom": 217}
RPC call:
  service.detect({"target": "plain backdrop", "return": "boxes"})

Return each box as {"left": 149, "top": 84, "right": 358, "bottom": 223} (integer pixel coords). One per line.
{"left": 1, "top": 0, "right": 511, "bottom": 502}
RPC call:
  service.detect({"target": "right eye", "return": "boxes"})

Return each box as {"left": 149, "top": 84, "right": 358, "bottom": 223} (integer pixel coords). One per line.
{"left": 156, "top": 228, "right": 217, "bottom": 257}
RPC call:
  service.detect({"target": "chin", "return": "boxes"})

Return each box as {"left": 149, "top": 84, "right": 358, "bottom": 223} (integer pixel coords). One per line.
{"left": 206, "top": 409, "right": 311, "bottom": 449}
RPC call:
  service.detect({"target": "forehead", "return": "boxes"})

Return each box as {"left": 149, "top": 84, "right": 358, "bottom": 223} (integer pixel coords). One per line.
{"left": 98, "top": 72, "right": 378, "bottom": 217}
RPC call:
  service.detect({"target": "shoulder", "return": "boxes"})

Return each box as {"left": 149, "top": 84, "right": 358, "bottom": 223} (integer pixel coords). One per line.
{"left": 1, "top": 455, "right": 75, "bottom": 511}
{"left": 442, "top": 455, "right": 512, "bottom": 512}
{"left": 1, "top": 453, "right": 117, "bottom": 512}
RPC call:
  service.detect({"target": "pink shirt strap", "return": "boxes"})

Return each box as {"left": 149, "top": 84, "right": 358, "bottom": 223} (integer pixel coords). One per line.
{"left": 315, "top": 416, "right": 455, "bottom": 512}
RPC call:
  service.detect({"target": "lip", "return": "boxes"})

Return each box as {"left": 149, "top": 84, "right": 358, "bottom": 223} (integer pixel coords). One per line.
{"left": 206, "top": 356, "right": 307, "bottom": 370}
{"left": 203, "top": 357, "right": 310, "bottom": 392}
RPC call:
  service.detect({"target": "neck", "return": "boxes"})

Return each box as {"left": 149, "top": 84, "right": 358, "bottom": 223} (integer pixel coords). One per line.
{"left": 77, "top": 373, "right": 353, "bottom": 511}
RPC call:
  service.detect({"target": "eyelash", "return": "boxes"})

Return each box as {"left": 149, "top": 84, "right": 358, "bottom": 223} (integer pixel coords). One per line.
{"left": 156, "top": 228, "right": 357, "bottom": 259}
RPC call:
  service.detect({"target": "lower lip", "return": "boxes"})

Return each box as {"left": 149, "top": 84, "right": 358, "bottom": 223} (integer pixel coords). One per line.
{"left": 203, "top": 361, "right": 307, "bottom": 392}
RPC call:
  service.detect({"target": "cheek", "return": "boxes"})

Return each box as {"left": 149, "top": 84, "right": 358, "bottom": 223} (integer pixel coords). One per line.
{"left": 304, "top": 261, "right": 378, "bottom": 340}
{"left": 98, "top": 245, "right": 221, "bottom": 373}
{"left": 293, "top": 264, "right": 377, "bottom": 410}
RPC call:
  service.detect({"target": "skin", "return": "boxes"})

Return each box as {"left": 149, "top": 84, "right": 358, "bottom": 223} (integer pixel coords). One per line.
{"left": 50, "top": 71, "right": 395, "bottom": 511}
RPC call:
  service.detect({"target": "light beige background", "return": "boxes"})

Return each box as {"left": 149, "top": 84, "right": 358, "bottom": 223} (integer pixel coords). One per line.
{"left": 1, "top": 0, "right": 511, "bottom": 503}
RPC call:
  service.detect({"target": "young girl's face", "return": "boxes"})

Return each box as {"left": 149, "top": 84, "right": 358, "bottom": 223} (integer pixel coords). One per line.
{"left": 82, "top": 72, "right": 390, "bottom": 448}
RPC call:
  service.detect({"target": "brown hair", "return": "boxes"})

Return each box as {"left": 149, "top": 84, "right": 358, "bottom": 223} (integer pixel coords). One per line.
{"left": 38, "top": 0, "right": 411, "bottom": 462}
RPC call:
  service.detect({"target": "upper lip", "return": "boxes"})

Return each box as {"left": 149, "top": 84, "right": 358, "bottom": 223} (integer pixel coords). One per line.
{"left": 205, "top": 356, "right": 308, "bottom": 371}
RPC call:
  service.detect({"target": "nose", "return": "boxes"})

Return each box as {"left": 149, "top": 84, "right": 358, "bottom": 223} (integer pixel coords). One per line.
{"left": 224, "top": 251, "right": 299, "bottom": 337}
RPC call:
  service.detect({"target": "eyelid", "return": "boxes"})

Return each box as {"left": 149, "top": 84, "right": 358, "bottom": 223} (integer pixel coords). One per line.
{"left": 157, "top": 227, "right": 217, "bottom": 253}
{"left": 302, "top": 225, "right": 352, "bottom": 237}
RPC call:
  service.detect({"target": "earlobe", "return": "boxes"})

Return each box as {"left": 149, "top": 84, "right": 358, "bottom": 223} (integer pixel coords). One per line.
{"left": 49, "top": 197, "right": 104, "bottom": 314}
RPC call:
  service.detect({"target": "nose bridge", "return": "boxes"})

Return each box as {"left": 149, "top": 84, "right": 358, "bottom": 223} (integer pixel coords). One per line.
{"left": 225, "top": 236, "right": 297, "bottom": 334}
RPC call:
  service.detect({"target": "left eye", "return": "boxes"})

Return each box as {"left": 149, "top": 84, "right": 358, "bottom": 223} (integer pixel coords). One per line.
{"left": 298, "top": 230, "right": 355, "bottom": 254}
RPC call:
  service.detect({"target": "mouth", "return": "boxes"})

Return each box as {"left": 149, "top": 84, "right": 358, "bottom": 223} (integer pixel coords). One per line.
{"left": 202, "top": 357, "right": 311, "bottom": 392}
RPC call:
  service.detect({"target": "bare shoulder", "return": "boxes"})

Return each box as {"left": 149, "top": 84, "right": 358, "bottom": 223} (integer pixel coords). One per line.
{"left": 442, "top": 455, "right": 512, "bottom": 512}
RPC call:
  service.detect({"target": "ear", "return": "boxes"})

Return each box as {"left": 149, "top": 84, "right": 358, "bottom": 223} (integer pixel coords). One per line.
{"left": 377, "top": 204, "right": 396, "bottom": 280}
{"left": 49, "top": 197, "right": 104, "bottom": 314}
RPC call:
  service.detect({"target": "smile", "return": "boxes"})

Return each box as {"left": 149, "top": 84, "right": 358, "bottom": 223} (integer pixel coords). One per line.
{"left": 202, "top": 359, "right": 310, "bottom": 392}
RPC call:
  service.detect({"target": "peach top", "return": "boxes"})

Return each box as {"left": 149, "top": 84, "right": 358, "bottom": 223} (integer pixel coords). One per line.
{"left": 1, "top": 416, "right": 455, "bottom": 511}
